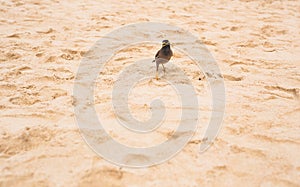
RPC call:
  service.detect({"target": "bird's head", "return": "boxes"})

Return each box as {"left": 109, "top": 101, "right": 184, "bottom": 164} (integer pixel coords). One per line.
{"left": 162, "top": 40, "right": 170, "bottom": 47}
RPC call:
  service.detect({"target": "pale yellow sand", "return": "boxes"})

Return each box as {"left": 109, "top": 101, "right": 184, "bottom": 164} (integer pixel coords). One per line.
{"left": 0, "top": 0, "right": 300, "bottom": 186}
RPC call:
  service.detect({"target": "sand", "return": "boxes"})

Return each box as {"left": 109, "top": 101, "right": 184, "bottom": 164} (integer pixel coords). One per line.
{"left": 0, "top": 0, "right": 300, "bottom": 186}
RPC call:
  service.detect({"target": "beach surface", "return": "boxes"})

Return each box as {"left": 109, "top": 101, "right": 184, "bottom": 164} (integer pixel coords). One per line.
{"left": 0, "top": 0, "right": 300, "bottom": 186}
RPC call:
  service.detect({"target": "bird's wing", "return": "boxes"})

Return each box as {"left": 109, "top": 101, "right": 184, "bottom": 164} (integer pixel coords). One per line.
{"left": 152, "top": 50, "right": 160, "bottom": 62}
{"left": 155, "top": 50, "right": 160, "bottom": 58}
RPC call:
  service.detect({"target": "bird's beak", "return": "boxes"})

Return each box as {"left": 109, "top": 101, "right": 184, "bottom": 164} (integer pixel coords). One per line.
{"left": 162, "top": 41, "right": 170, "bottom": 47}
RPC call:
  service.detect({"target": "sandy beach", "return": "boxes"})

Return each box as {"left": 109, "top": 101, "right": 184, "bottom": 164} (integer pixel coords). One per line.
{"left": 0, "top": 0, "right": 300, "bottom": 186}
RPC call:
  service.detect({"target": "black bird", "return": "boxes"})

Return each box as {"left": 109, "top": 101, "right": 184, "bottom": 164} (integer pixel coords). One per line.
{"left": 152, "top": 40, "right": 173, "bottom": 80}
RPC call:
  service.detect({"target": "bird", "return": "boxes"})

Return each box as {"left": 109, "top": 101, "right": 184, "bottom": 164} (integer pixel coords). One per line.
{"left": 152, "top": 40, "right": 173, "bottom": 80}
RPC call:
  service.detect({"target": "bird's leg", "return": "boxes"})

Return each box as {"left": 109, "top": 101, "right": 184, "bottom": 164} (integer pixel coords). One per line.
{"left": 162, "top": 64, "right": 166, "bottom": 74}
{"left": 156, "top": 62, "right": 159, "bottom": 80}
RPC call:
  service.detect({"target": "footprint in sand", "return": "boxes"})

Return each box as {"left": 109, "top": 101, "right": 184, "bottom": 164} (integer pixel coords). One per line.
{"left": 264, "top": 85, "right": 299, "bottom": 100}
{"left": 9, "top": 86, "right": 67, "bottom": 106}
{"left": 79, "top": 167, "right": 123, "bottom": 186}
{"left": 0, "top": 126, "right": 56, "bottom": 157}
{"left": 223, "top": 74, "right": 243, "bottom": 81}
{"left": 261, "top": 25, "right": 288, "bottom": 37}
{"left": 123, "top": 154, "right": 150, "bottom": 165}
